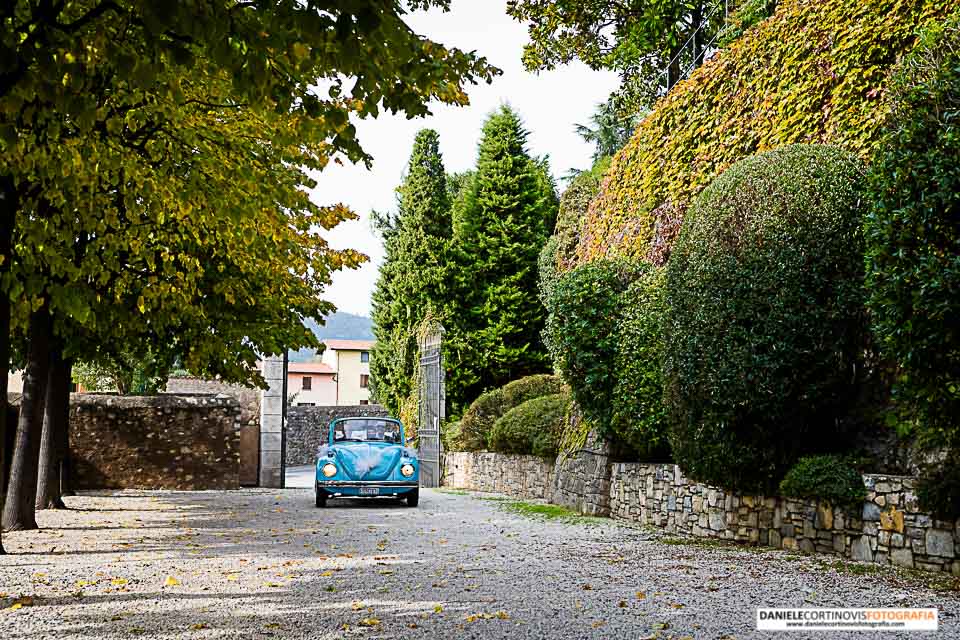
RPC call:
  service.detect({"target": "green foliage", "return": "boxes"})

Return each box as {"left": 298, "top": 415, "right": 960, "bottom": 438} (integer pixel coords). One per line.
{"left": 916, "top": 451, "right": 960, "bottom": 521}
{"left": 0, "top": 1, "right": 499, "bottom": 390}
{"left": 370, "top": 129, "right": 452, "bottom": 415}
{"left": 508, "top": 1, "right": 726, "bottom": 110}
{"left": 575, "top": 0, "right": 951, "bottom": 268}
{"left": 864, "top": 14, "right": 960, "bottom": 452}
{"left": 664, "top": 145, "right": 868, "bottom": 493}
{"left": 545, "top": 259, "right": 668, "bottom": 458}
{"left": 779, "top": 455, "right": 866, "bottom": 510}
{"left": 456, "top": 374, "right": 566, "bottom": 451}
{"left": 457, "top": 387, "right": 504, "bottom": 452}
{"left": 444, "top": 106, "right": 558, "bottom": 411}
{"left": 575, "top": 98, "right": 643, "bottom": 163}
{"left": 500, "top": 374, "right": 567, "bottom": 410}
{"left": 489, "top": 392, "right": 570, "bottom": 458}
{"left": 717, "top": 0, "right": 778, "bottom": 47}
{"left": 72, "top": 350, "right": 171, "bottom": 396}
{"left": 544, "top": 259, "right": 643, "bottom": 434}
{"left": 610, "top": 269, "right": 669, "bottom": 459}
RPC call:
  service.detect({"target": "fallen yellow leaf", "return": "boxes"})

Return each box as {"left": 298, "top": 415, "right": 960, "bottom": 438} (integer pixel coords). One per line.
{"left": 359, "top": 618, "right": 380, "bottom": 627}
{"left": 164, "top": 576, "right": 181, "bottom": 587}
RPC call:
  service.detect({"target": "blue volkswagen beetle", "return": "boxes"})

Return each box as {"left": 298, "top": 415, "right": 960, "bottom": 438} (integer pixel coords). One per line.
{"left": 315, "top": 417, "right": 419, "bottom": 507}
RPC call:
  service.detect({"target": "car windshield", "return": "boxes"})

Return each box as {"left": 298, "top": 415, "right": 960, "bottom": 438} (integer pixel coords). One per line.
{"left": 332, "top": 419, "right": 401, "bottom": 444}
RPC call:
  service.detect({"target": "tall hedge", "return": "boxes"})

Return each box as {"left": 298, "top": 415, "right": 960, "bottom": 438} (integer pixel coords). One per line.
{"left": 545, "top": 260, "right": 669, "bottom": 458}
{"left": 864, "top": 15, "right": 960, "bottom": 451}
{"left": 863, "top": 15, "right": 960, "bottom": 518}
{"left": 610, "top": 268, "right": 669, "bottom": 459}
{"left": 664, "top": 145, "right": 868, "bottom": 493}
{"left": 573, "top": 0, "right": 951, "bottom": 268}
{"left": 544, "top": 260, "right": 642, "bottom": 433}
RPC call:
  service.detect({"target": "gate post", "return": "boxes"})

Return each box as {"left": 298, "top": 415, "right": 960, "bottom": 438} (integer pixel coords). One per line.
{"left": 259, "top": 353, "right": 287, "bottom": 488}
{"left": 417, "top": 324, "right": 444, "bottom": 488}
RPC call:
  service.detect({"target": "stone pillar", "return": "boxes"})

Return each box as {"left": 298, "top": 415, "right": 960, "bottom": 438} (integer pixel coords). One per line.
{"left": 259, "top": 354, "right": 287, "bottom": 488}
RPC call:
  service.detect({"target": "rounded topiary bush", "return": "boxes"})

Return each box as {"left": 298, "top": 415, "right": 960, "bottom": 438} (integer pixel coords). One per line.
{"left": 457, "top": 374, "right": 566, "bottom": 451}
{"left": 664, "top": 144, "right": 868, "bottom": 493}
{"left": 544, "top": 259, "right": 644, "bottom": 433}
{"left": 779, "top": 455, "right": 866, "bottom": 510}
{"left": 864, "top": 15, "right": 960, "bottom": 453}
{"left": 610, "top": 267, "right": 670, "bottom": 460}
{"left": 457, "top": 388, "right": 504, "bottom": 451}
{"left": 488, "top": 392, "right": 570, "bottom": 459}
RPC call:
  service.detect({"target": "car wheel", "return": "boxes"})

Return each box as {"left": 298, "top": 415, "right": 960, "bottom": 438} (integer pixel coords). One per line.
{"left": 405, "top": 488, "right": 419, "bottom": 507}
{"left": 315, "top": 487, "right": 327, "bottom": 508}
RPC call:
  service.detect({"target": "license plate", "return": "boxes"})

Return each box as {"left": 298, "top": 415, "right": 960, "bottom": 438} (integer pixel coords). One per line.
{"left": 359, "top": 487, "right": 379, "bottom": 496}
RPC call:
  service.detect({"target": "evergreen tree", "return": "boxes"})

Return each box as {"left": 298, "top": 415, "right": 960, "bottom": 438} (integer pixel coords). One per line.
{"left": 445, "top": 106, "right": 559, "bottom": 412}
{"left": 370, "top": 130, "right": 452, "bottom": 417}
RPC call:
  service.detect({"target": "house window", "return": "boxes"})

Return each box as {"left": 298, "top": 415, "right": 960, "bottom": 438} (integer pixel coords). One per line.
{"left": 360, "top": 374, "right": 369, "bottom": 388}
{"left": 361, "top": 351, "right": 370, "bottom": 363}
{"left": 302, "top": 376, "right": 312, "bottom": 390}
{"left": 359, "top": 400, "right": 369, "bottom": 405}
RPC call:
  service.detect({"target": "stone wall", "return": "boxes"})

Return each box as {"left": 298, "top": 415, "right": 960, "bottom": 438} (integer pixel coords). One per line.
{"left": 443, "top": 447, "right": 960, "bottom": 575}
{"left": 551, "top": 430, "right": 612, "bottom": 516}
{"left": 70, "top": 393, "right": 241, "bottom": 490}
{"left": 444, "top": 452, "right": 555, "bottom": 500}
{"left": 286, "top": 404, "right": 389, "bottom": 466}
{"left": 610, "top": 464, "right": 959, "bottom": 575}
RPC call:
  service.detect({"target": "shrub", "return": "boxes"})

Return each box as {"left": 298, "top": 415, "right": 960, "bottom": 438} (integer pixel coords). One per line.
{"left": 457, "top": 374, "right": 566, "bottom": 451}
{"left": 544, "top": 260, "right": 644, "bottom": 432}
{"left": 500, "top": 374, "right": 566, "bottom": 409}
{"left": 779, "top": 455, "right": 866, "bottom": 510}
{"left": 488, "top": 392, "right": 570, "bottom": 459}
{"left": 574, "top": 0, "right": 951, "bottom": 268}
{"left": 864, "top": 14, "right": 960, "bottom": 453}
{"left": 664, "top": 144, "right": 868, "bottom": 493}
{"left": 457, "top": 387, "right": 504, "bottom": 451}
{"left": 610, "top": 268, "right": 669, "bottom": 459}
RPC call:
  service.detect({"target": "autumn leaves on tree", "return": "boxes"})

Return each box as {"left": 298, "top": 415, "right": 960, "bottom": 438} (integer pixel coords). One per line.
{"left": 0, "top": 1, "right": 498, "bottom": 547}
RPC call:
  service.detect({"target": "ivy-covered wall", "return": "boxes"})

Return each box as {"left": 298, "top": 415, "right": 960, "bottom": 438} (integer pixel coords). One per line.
{"left": 574, "top": 0, "right": 951, "bottom": 266}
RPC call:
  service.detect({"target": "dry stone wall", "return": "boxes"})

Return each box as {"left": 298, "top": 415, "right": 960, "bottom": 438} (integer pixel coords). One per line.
{"left": 70, "top": 393, "right": 241, "bottom": 490}
{"left": 610, "top": 464, "right": 959, "bottom": 575}
{"left": 551, "top": 430, "right": 612, "bottom": 516}
{"left": 443, "top": 448, "right": 960, "bottom": 575}
{"left": 286, "top": 404, "right": 389, "bottom": 466}
{"left": 444, "top": 452, "right": 555, "bottom": 500}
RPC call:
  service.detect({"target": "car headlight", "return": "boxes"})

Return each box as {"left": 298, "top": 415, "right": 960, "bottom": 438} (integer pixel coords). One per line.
{"left": 321, "top": 463, "right": 337, "bottom": 478}
{"left": 400, "top": 463, "right": 415, "bottom": 477}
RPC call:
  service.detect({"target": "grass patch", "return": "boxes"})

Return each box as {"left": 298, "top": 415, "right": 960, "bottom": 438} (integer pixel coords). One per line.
{"left": 658, "top": 535, "right": 772, "bottom": 553}
{"left": 486, "top": 498, "right": 609, "bottom": 525}
{"left": 436, "top": 488, "right": 470, "bottom": 496}
{"left": 816, "top": 559, "right": 886, "bottom": 577}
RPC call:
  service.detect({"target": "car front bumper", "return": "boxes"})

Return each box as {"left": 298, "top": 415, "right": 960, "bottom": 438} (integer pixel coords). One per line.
{"left": 317, "top": 480, "right": 418, "bottom": 497}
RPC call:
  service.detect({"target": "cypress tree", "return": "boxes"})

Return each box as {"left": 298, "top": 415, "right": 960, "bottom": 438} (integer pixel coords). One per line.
{"left": 370, "top": 129, "right": 452, "bottom": 417}
{"left": 445, "top": 106, "right": 558, "bottom": 412}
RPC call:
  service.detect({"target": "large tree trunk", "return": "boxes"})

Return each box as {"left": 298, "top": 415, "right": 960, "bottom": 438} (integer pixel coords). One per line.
{"left": 2, "top": 307, "right": 52, "bottom": 531}
{"left": 0, "top": 175, "right": 15, "bottom": 553}
{"left": 36, "top": 351, "right": 70, "bottom": 510}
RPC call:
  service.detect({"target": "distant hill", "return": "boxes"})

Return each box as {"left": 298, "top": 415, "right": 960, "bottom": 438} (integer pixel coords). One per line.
{"left": 288, "top": 311, "right": 374, "bottom": 362}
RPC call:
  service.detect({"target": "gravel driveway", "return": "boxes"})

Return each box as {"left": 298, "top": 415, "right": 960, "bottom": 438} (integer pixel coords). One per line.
{"left": 1, "top": 488, "right": 958, "bottom": 639}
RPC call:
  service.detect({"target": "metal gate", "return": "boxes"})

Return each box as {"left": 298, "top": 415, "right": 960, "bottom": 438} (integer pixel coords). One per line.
{"left": 417, "top": 324, "right": 444, "bottom": 488}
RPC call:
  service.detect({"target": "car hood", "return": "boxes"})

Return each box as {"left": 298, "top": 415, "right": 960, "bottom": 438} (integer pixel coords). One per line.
{"left": 331, "top": 444, "right": 403, "bottom": 481}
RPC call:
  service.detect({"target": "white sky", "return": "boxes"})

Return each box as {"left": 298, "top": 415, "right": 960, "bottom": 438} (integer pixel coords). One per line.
{"left": 310, "top": 0, "right": 619, "bottom": 316}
